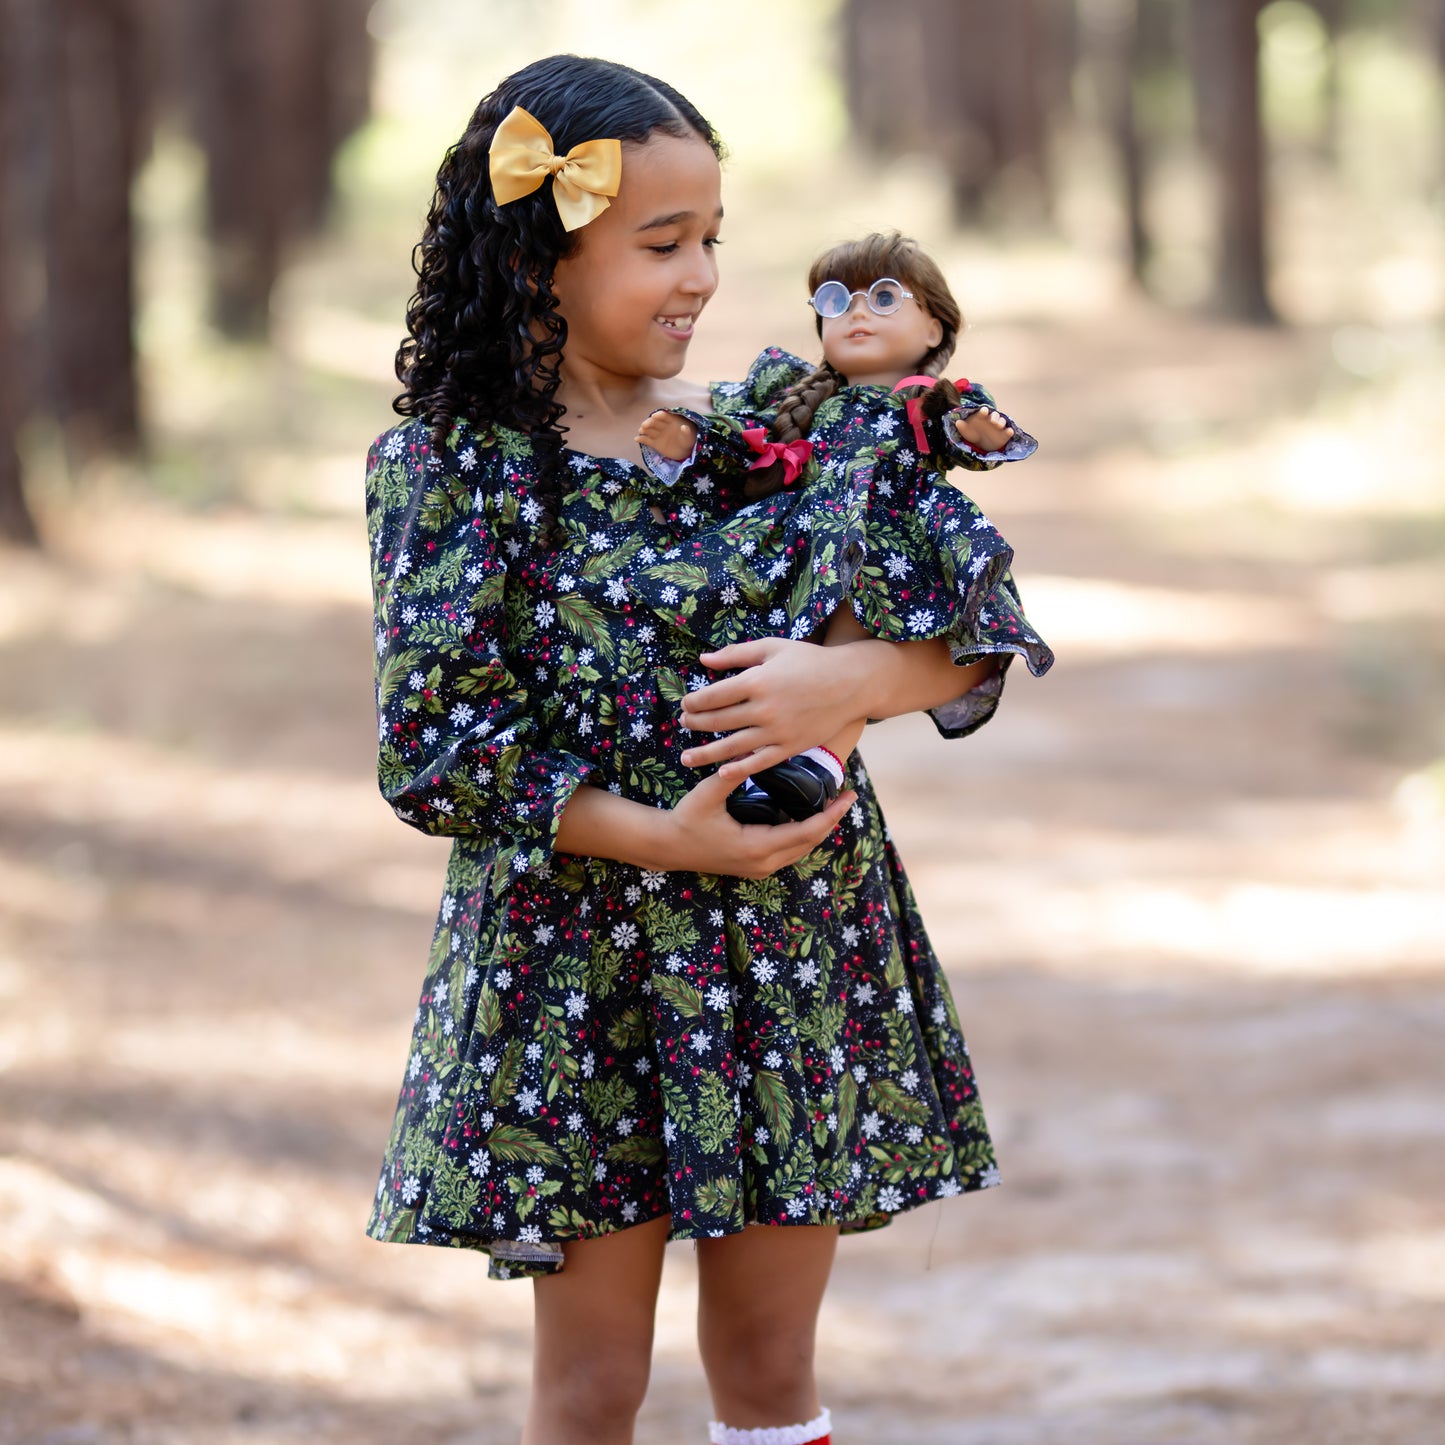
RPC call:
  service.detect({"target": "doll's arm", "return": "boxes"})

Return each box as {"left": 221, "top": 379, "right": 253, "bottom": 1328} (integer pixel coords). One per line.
{"left": 636, "top": 410, "right": 699, "bottom": 463}
{"left": 638, "top": 406, "right": 756, "bottom": 481}
{"left": 934, "top": 382, "right": 1039, "bottom": 472}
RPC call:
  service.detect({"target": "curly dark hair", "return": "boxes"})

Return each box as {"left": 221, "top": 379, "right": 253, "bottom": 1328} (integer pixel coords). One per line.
{"left": 747, "top": 232, "right": 965, "bottom": 499}
{"left": 393, "top": 55, "right": 723, "bottom": 527}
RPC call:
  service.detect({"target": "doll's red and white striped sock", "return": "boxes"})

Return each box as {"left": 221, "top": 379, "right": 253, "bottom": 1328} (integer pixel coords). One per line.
{"left": 708, "top": 1409, "right": 832, "bottom": 1445}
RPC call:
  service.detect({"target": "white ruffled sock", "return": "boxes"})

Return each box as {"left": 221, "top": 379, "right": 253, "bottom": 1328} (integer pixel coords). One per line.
{"left": 799, "top": 746, "right": 844, "bottom": 787}
{"left": 708, "top": 1408, "right": 832, "bottom": 1445}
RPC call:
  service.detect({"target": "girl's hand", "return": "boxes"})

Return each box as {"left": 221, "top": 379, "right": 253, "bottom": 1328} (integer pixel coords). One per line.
{"left": 679, "top": 638, "right": 873, "bottom": 779}
{"left": 636, "top": 410, "right": 699, "bottom": 463}
{"left": 955, "top": 406, "right": 1015, "bottom": 452}
{"left": 657, "top": 768, "right": 857, "bottom": 879}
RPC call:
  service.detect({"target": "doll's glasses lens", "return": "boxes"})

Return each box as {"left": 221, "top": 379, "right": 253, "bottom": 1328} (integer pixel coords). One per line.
{"left": 809, "top": 277, "right": 915, "bottom": 319}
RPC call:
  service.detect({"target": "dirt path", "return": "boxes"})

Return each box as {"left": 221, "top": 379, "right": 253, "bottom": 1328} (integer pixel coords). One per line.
{"left": 2, "top": 263, "right": 1443, "bottom": 1442}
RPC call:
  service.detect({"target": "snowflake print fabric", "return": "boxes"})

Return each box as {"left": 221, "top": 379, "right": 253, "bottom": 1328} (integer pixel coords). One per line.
{"left": 363, "top": 350, "right": 1030, "bottom": 1279}
{"left": 631, "top": 352, "right": 1053, "bottom": 740}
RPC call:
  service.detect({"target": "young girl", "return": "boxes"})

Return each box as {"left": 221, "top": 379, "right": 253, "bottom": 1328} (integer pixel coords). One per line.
{"left": 631, "top": 232, "right": 1048, "bottom": 824}
{"left": 364, "top": 55, "right": 1049, "bottom": 1445}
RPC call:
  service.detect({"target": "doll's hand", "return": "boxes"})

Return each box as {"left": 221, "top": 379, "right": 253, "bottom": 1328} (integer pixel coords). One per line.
{"left": 955, "top": 407, "right": 1015, "bottom": 453}
{"left": 636, "top": 410, "right": 699, "bottom": 463}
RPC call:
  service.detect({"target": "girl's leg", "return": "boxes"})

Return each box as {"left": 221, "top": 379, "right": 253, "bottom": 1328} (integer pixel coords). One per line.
{"left": 695, "top": 1223, "right": 839, "bottom": 1430}
{"left": 523, "top": 1214, "right": 671, "bottom": 1445}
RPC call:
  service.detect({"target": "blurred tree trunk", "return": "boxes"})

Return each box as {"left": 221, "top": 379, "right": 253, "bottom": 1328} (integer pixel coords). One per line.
{"left": 43, "top": 0, "right": 147, "bottom": 463}
{"left": 1309, "top": 0, "right": 1345, "bottom": 162}
{"left": 842, "top": 0, "right": 1060, "bottom": 224}
{"left": 1190, "top": 0, "right": 1275, "bottom": 322}
{"left": 0, "top": 0, "right": 39, "bottom": 542}
{"left": 182, "top": 0, "right": 371, "bottom": 338}
{"left": 1087, "top": 0, "right": 1151, "bottom": 285}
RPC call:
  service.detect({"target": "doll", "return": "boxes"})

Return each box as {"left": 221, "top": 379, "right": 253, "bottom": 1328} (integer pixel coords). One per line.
{"left": 633, "top": 232, "right": 1044, "bottom": 824}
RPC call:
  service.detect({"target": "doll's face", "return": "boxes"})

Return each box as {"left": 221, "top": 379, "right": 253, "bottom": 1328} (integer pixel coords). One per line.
{"left": 550, "top": 132, "right": 722, "bottom": 384}
{"left": 818, "top": 282, "right": 944, "bottom": 388}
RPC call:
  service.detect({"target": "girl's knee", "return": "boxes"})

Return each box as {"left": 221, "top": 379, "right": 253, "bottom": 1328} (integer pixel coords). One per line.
{"left": 537, "top": 1346, "right": 653, "bottom": 1429}
{"left": 699, "top": 1321, "right": 816, "bottom": 1407}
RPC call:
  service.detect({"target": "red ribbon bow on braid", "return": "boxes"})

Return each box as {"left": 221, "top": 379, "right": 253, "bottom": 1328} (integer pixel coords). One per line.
{"left": 892, "top": 374, "right": 971, "bottom": 455}
{"left": 742, "top": 428, "right": 815, "bottom": 487}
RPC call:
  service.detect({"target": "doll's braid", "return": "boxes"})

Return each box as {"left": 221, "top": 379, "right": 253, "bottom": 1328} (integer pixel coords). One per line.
{"left": 743, "top": 363, "right": 844, "bottom": 499}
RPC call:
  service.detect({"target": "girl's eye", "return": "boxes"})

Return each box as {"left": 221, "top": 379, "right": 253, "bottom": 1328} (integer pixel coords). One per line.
{"left": 649, "top": 243, "right": 680, "bottom": 255}
{"left": 704, "top": 236, "right": 723, "bottom": 249}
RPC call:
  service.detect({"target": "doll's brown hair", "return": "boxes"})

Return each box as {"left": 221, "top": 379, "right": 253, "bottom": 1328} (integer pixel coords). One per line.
{"left": 750, "top": 232, "right": 965, "bottom": 498}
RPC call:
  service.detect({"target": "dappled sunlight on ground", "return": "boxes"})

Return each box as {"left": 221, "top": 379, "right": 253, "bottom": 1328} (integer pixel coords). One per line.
{"left": 5, "top": 8, "right": 1445, "bottom": 1438}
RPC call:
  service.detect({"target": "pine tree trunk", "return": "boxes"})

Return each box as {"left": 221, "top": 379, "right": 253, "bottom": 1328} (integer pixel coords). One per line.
{"left": 1191, "top": 0, "right": 1275, "bottom": 322}
{"left": 42, "top": 0, "right": 146, "bottom": 463}
{"left": 0, "top": 1, "right": 38, "bottom": 543}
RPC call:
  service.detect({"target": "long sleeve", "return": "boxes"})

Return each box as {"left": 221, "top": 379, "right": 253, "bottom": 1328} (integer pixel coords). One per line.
{"left": 366, "top": 422, "right": 597, "bottom": 891}
{"left": 928, "top": 381, "right": 1038, "bottom": 473}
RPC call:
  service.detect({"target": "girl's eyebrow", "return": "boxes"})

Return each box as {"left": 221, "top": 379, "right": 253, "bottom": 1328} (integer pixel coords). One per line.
{"left": 635, "top": 206, "right": 725, "bottom": 232}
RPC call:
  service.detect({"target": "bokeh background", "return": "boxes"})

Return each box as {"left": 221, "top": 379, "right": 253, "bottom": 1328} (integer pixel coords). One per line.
{"left": 2, "top": 2, "right": 1443, "bottom": 1442}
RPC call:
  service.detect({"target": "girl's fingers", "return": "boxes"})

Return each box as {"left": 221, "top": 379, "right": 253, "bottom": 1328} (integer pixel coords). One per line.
{"left": 698, "top": 639, "right": 780, "bottom": 672}
{"left": 680, "top": 730, "right": 763, "bottom": 767}
{"left": 716, "top": 744, "right": 788, "bottom": 780}
{"left": 680, "top": 702, "right": 758, "bottom": 737}
{"left": 682, "top": 673, "right": 752, "bottom": 714}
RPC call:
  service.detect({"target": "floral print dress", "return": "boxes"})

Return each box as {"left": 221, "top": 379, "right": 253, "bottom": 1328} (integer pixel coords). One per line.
{"left": 363, "top": 350, "right": 1051, "bottom": 1279}
{"left": 633, "top": 349, "right": 1051, "bottom": 738}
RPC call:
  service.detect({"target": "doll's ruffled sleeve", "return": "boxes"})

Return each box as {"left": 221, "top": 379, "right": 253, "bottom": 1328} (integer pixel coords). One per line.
{"left": 929, "top": 380, "right": 1038, "bottom": 472}
{"left": 366, "top": 421, "right": 597, "bottom": 893}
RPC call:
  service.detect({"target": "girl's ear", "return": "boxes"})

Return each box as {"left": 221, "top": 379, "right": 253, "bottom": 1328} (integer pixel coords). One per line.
{"left": 925, "top": 314, "right": 943, "bottom": 350}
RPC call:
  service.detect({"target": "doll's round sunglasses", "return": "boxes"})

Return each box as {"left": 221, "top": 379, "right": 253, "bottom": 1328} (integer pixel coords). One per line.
{"left": 809, "top": 277, "right": 916, "bottom": 319}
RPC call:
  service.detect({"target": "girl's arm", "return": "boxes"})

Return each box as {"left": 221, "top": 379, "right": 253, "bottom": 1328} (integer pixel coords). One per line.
{"left": 368, "top": 423, "right": 852, "bottom": 881}
{"left": 678, "top": 635, "right": 994, "bottom": 777}
{"left": 554, "top": 767, "right": 856, "bottom": 876}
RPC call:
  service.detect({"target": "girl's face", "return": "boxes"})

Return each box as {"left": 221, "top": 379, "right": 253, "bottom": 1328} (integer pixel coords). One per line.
{"left": 550, "top": 132, "right": 722, "bottom": 384}
{"left": 819, "top": 282, "right": 944, "bottom": 388}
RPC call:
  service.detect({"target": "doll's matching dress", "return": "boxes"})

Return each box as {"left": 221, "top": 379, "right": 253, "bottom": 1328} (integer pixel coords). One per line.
{"left": 362, "top": 348, "right": 1052, "bottom": 1279}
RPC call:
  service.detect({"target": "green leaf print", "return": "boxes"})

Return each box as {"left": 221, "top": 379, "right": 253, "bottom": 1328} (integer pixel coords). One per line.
{"left": 734, "top": 875, "right": 786, "bottom": 914}
{"left": 418, "top": 475, "right": 473, "bottom": 532}
{"left": 695, "top": 1174, "right": 741, "bottom": 1220}
{"left": 798, "top": 999, "right": 846, "bottom": 1054}
{"left": 659, "top": 1074, "right": 695, "bottom": 1128}
{"left": 561, "top": 1134, "right": 594, "bottom": 1193}
{"left": 579, "top": 533, "right": 642, "bottom": 579}
{"left": 554, "top": 593, "right": 617, "bottom": 660}
{"left": 883, "top": 942, "right": 907, "bottom": 991}
{"left": 753, "top": 1069, "right": 796, "bottom": 1142}
{"left": 866, "top": 1141, "right": 952, "bottom": 1183}
{"left": 377, "top": 742, "right": 413, "bottom": 793}
{"left": 645, "top": 560, "right": 714, "bottom": 590}
{"left": 766, "top": 1134, "right": 815, "bottom": 1201}
{"left": 835, "top": 1070, "right": 858, "bottom": 1142}
{"left": 606, "top": 1135, "right": 667, "bottom": 1167}
{"left": 495, "top": 742, "right": 522, "bottom": 794}
{"left": 607, "top": 1007, "right": 648, "bottom": 1052}
{"left": 490, "top": 1038, "right": 525, "bottom": 1104}
{"left": 376, "top": 647, "right": 425, "bottom": 706}
{"left": 469, "top": 568, "right": 506, "bottom": 614}
{"left": 654, "top": 668, "right": 689, "bottom": 703}
{"left": 429, "top": 1156, "right": 482, "bottom": 1226}
{"left": 582, "top": 1074, "right": 637, "bottom": 1128}
{"left": 644, "top": 901, "right": 701, "bottom": 955}
{"left": 870, "top": 1077, "right": 931, "bottom": 1126}
{"left": 606, "top": 491, "right": 643, "bottom": 524}
{"left": 695, "top": 1074, "right": 738, "bottom": 1156}
{"left": 626, "top": 756, "right": 676, "bottom": 800}
{"left": 486, "top": 1123, "right": 563, "bottom": 1166}
{"left": 475, "top": 987, "right": 502, "bottom": 1038}
{"left": 651, "top": 973, "right": 703, "bottom": 1020}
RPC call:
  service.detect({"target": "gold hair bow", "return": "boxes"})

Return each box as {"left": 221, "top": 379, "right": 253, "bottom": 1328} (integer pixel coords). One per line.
{"left": 488, "top": 104, "right": 622, "bottom": 232}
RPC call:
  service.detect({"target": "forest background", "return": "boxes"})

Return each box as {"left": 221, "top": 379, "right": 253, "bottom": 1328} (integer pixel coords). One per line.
{"left": 1, "top": 2, "right": 1443, "bottom": 1442}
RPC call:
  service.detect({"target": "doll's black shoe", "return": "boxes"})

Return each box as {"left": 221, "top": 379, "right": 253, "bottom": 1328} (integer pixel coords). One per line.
{"left": 749, "top": 755, "right": 839, "bottom": 822}
{"left": 726, "top": 778, "right": 790, "bottom": 826}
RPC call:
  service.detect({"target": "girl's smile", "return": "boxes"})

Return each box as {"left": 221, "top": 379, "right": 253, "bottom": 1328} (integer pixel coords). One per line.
{"left": 551, "top": 132, "right": 722, "bottom": 387}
